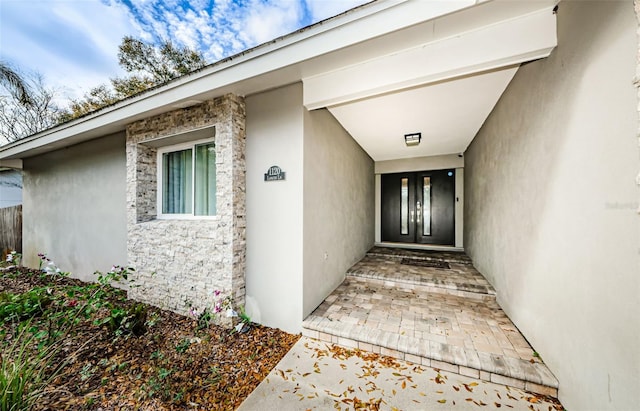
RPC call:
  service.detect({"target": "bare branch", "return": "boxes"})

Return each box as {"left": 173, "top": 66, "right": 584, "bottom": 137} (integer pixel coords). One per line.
{"left": 0, "top": 72, "right": 64, "bottom": 144}
{"left": 0, "top": 61, "right": 33, "bottom": 106}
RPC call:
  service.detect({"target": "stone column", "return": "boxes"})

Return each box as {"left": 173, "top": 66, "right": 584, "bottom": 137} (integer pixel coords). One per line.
{"left": 124, "top": 94, "right": 246, "bottom": 323}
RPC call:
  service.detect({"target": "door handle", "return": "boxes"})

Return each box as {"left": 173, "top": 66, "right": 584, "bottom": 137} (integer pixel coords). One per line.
{"left": 416, "top": 201, "right": 421, "bottom": 224}
{"left": 410, "top": 210, "right": 414, "bottom": 223}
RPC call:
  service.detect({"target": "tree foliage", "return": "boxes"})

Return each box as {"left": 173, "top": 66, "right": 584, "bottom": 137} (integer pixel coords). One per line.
{"left": 0, "top": 61, "right": 32, "bottom": 106}
{"left": 0, "top": 37, "right": 206, "bottom": 142}
{"left": 63, "top": 37, "right": 206, "bottom": 120}
{"left": 118, "top": 36, "right": 205, "bottom": 83}
{"left": 0, "top": 73, "right": 64, "bottom": 144}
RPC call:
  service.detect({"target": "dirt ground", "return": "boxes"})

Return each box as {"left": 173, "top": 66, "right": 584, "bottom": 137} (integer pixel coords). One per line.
{"left": 0, "top": 267, "right": 300, "bottom": 410}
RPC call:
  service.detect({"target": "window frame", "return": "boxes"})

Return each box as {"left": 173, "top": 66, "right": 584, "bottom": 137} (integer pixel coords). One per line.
{"left": 156, "top": 137, "right": 217, "bottom": 220}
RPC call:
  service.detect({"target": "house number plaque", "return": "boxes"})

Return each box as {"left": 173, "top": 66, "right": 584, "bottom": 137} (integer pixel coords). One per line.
{"left": 264, "top": 165, "right": 286, "bottom": 181}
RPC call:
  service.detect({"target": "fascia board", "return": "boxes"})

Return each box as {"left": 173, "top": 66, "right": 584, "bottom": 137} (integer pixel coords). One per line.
{"left": 1, "top": 0, "right": 482, "bottom": 160}
{"left": 0, "top": 159, "right": 22, "bottom": 169}
{"left": 303, "top": 7, "right": 558, "bottom": 110}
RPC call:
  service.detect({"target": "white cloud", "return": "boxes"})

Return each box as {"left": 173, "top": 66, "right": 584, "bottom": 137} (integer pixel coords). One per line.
{"left": 304, "top": 0, "right": 369, "bottom": 21}
{"left": 0, "top": 0, "right": 370, "bottom": 103}
{"left": 240, "top": 0, "right": 304, "bottom": 45}
{"left": 0, "top": 0, "right": 135, "bottom": 99}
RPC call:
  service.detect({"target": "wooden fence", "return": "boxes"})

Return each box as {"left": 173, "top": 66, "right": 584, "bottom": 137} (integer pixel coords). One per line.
{"left": 0, "top": 205, "right": 22, "bottom": 258}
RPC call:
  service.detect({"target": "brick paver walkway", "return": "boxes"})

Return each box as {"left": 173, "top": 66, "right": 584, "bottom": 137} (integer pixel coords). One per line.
{"left": 302, "top": 247, "right": 558, "bottom": 396}
{"left": 349, "top": 247, "right": 495, "bottom": 297}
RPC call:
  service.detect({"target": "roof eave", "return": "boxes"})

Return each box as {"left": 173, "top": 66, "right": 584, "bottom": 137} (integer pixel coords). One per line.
{"left": 0, "top": 0, "right": 516, "bottom": 160}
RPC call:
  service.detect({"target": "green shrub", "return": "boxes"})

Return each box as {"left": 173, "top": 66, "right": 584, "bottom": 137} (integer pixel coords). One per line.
{"left": 96, "top": 303, "right": 147, "bottom": 337}
{"left": 0, "top": 323, "right": 63, "bottom": 411}
{"left": 0, "top": 289, "right": 51, "bottom": 322}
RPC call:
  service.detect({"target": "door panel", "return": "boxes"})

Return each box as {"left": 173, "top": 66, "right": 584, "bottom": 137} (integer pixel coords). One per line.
{"left": 381, "top": 173, "right": 416, "bottom": 242}
{"left": 381, "top": 170, "right": 455, "bottom": 246}
{"left": 416, "top": 170, "right": 455, "bottom": 245}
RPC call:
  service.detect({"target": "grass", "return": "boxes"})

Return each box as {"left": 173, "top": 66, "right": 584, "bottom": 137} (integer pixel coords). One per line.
{"left": 0, "top": 322, "right": 63, "bottom": 411}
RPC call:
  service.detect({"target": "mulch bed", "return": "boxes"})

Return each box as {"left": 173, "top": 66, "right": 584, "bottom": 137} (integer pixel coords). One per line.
{"left": 0, "top": 267, "right": 300, "bottom": 410}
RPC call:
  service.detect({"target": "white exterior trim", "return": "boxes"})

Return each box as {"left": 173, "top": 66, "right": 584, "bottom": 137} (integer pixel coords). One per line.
{"left": 155, "top": 137, "right": 218, "bottom": 220}
{"left": 0, "top": 0, "right": 557, "bottom": 161}
{"left": 304, "top": 8, "right": 557, "bottom": 110}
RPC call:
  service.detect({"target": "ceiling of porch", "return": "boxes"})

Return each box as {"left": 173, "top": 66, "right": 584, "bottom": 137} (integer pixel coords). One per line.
{"left": 327, "top": 67, "right": 518, "bottom": 161}
{"left": 303, "top": 2, "right": 558, "bottom": 162}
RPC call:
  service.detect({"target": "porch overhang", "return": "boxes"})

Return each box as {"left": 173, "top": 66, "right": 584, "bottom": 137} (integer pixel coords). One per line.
{"left": 303, "top": 8, "right": 557, "bottom": 111}
{"left": 0, "top": 0, "right": 558, "bottom": 162}
{"left": 304, "top": 4, "right": 558, "bottom": 161}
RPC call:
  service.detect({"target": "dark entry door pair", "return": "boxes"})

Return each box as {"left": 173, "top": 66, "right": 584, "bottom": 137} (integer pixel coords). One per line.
{"left": 381, "top": 169, "right": 455, "bottom": 246}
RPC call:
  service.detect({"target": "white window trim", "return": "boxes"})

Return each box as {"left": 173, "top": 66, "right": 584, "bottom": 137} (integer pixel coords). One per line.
{"left": 156, "top": 137, "right": 217, "bottom": 220}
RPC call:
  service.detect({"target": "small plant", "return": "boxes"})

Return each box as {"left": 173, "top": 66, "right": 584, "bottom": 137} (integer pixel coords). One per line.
{"left": 139, "top": 367, "right": 174, "bottom": 401}
{"left": 197, "top": 308, "right": 212, "bottom": 330}
{"left": 150, "top": 350, "right": 164, "bottom": 360}
{"left": 145, "top": 311, "right": 160, "bottom": 328}
{"left": 4, "top": 250, "right": 21, "bottom": 266}
{"left": 0, "top": 289, "right": 52, "bottom": 322}
{"left": 37, "top": 254, "right": 69, "bottom": 278}
{"left": 230, "top": 305, "right": 252, "bottom": 334}
{"left": 188, "top": 290, "right": 252, "bottom": 334}
{"left": 175, "top": 338, "right": 191, "bottom": 353}
{"left": 80, "top": 362, "right": 95, "bottom": 382}
{"left": 96, "top": 303, "right": 147, "bottom": 337}
{"left": 238, "top": 306, "right": 251, "bottom": 325}
{"left": 205, "top": 366, "right": 222, "bottom": 386}
{"left": 157, "top": 368, "right": 172, "bottom": 380}
{"left": 0, "top": 321, "right": 66, "bottom": 410}
{"left": 173, "top": 388, "right": 186, "bottom": 402}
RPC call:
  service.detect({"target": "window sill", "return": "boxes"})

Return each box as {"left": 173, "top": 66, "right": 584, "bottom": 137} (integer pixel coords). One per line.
{"left": 156, "top": 214, "right": 219, "bottom": 221}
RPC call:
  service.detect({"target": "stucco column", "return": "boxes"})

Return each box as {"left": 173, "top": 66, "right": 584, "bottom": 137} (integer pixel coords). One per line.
{"left": 635, "top": 0, "right": 640, "bottom": 213}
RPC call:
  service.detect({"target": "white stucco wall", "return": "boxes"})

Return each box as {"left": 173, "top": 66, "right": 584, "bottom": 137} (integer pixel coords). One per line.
{"left": 22, "top": 133, "right": 128, "bottom": 281}
{"left": 302, "top": 108, "right": 375, "bottom": 318}
{"left": 245, "top": 83, "right": 304, "bottom": 333}
{"left": 464, "top": 2, "right": 639, "bottom": 410}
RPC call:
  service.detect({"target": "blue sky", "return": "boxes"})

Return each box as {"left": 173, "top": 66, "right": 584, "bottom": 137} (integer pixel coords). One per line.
{"left": 0, "top": 0, "right": 368, "bottom": 101}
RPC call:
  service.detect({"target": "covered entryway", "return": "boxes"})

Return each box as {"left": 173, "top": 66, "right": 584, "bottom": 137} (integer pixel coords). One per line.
{"left": 302, "top": 247, "right": 559, "bottom": 397}
{"left": 381, "top": 169, "right": 455, "bottom": 245}
{"left": 298, "top": 0, "right": 559, "bottom": 394}
{"left": 302, "top": 3, "right": 558, "bottom": 252}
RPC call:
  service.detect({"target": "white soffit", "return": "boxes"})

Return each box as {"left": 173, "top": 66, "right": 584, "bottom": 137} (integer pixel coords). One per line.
{"left": 0, "top": 0, "right": 558, "bottom": 161}
{"left": 309, "top": 4, "right": 558, "bottom": 161}
{"left": 303, "top": 8, "right": 557, "bottom": 110}
{"left": 0, "top": 0, "right": 478, "bottom": 160}
{"left": 328, "top": 66, "right": 518, "bottom": 161}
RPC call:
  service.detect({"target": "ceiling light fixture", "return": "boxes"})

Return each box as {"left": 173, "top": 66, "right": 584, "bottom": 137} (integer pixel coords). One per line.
{"left": 404, "top": 132, "right": 421, "bottom": 146}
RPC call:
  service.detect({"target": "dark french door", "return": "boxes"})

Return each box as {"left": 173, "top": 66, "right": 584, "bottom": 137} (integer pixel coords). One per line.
{"left": 381, "top": 169, "right": 455, "bottom": 245}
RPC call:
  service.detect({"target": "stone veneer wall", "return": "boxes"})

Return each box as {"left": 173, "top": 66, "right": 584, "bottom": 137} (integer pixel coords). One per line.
{"left": 126, "top": 94, "right": 246, "bottom": 320}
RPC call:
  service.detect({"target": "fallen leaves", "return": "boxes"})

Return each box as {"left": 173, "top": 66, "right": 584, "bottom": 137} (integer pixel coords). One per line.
{"left": 0, "top": 269, "right": 300, "bottom": 410}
